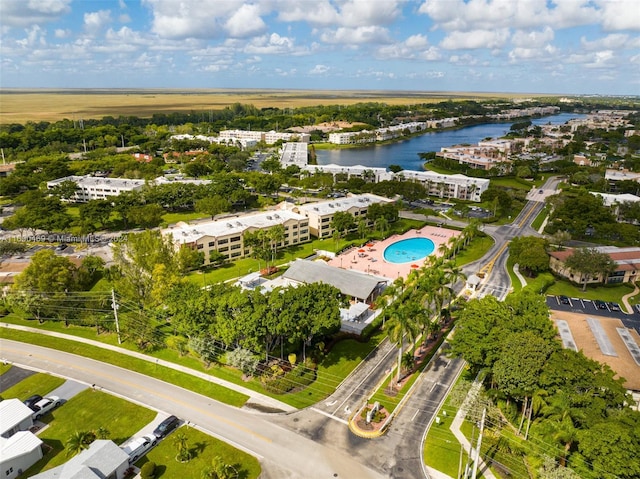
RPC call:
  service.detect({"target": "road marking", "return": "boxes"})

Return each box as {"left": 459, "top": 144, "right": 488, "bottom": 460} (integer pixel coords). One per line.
{"left": 310, "top": 407, "right": 349, "bottom": 425}
{"left": 326, "top": 400, "right": 337, "bottom": 407}
{"left": 411, "top": 409, "right": 420, "bottom": 421}
{"left": 430, "top": 382, "right": 439, "bottom": 392}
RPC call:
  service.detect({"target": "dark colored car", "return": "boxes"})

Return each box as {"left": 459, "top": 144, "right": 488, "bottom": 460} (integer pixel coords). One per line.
{"left": 594, "top": 300, "right": 607, "bottom": 310}
{"left": 558, "top": 295, "right": 570, "bottom": 305}
{"left": 608, "top": 302, "right": 621, "bottom": 312}
{"left": 153, "top": 415, "right": 180, "bottom": 438}
{"left": 24, "top": 394, "right": 43, "bottom": 411}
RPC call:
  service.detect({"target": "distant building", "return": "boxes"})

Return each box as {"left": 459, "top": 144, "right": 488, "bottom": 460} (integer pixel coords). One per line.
{"left": 46, "top": 175, "right": 146, "bottom": 202}
{"left": 605, "top": 169, "right": 640, "bottom": 184}
{"left": 0, "top": 163, "right": 17, "bottom": 178}
{"left": 279, "top": 142, "right": 308, "bottom": 167}
{"left": 162, "top": 210, "right": 310, "bottom": 265}
{"left": 218, "top": 129, "right": 309, "bottom": 145}
{"left": 549, "top": 246, "right": 640, "bottom": 286}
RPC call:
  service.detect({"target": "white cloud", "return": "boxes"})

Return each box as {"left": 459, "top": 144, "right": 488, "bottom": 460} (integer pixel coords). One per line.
{"left": 224, "top": 4, "right": 266, "bottom": 38}
{"left": 449, "top": 54, "right": 478, "bottom": 66}
{"left": 441, "top": 29, "right": 510, "bottom": 50}
{"left": 84, "top": 10, "right": 112, "bottom": 36}
{"left": 277, "top": 0, "right": 404, "bottom": 28}
{"left": 244, "top": 33, "right": 307, "bottom": 55}
{"left": 598, "top": 0, "right": 640, "bottom": 31}
{"left": 567, "top": 50, "right": 616, "bottom": 69}
{"left": 119, "top": 14, "right": 131, "bottom": 23}
{"left": 511, "top": 26, "right": 554, "bottom": 48}
{"left": 309, "top": 64, "right": 330, "bottom": 75}
{"left": 16, "top": 25, "right": 47, "bottom": 48}
{"left": 580, "top": 34, "right": 639, "bottom": 51}
{"left": 376, "top": 35, "right": 441, "bottom": 61}
{"left": 54, "top": 28, "right": 71, "bottom": 38}
{"left": 508, "top": 44, "right": 556, "bottom": 62}
{"left": 320, "top": 26, "right": 391, "bottom": 44}
{"left": 1, "top": 0, "right": 72, "bottom": 27}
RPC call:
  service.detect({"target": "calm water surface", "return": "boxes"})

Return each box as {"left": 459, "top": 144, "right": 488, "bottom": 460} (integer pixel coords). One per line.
{"left": 315, "top": 112, "right": 585, "bottom": 170}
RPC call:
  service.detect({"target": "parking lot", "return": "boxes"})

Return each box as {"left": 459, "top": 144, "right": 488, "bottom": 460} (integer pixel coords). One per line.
{"left": 546, "top": 295, "right": 640, "bottom": 335}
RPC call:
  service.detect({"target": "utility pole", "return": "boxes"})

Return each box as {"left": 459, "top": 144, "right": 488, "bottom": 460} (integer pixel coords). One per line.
{"left": 471, "top": 408, "right": 487, "bottom": 479}
{"left": 111, "top": 289, "right": 121, "bottom": 344}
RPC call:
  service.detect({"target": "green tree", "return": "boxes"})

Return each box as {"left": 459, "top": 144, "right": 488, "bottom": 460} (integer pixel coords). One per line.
{"left": 79, "top": 199, "right": 113, "bottom": 232}
{"left": 173, "top": 431, "right": 191, "bottom": 462}
{"left": 195, "top": 195, "right": 231, "bottom": 220}
{"left": 386, "top": 302, "right": 419, "bottom": 384}
{"left": 564, "top": 248, "right": 616, "bottom": 290}
{"left": 330, "top": 211, "right": 355, "bottom": 238}
{"left": 509, "top": 236, "right": 549, "bottom": 275}
{"left": 66, "top": 431, "right": 96, "bottom": 457}
{"left": 126, "top": 203, "right": 165, "bottom": 228}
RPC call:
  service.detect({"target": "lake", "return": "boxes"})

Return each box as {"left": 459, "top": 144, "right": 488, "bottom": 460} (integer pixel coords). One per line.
{"left": 315, "top": 112, "right": 585, "bottom": 171}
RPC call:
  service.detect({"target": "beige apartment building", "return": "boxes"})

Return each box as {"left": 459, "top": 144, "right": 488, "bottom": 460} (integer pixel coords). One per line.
{"left": 549, "top": 246, "right": 640, "bottom": 286}
{"left": 163, "top": 210, "right": 309, "bottom": 265}
{"left": 294, "top": 193, "right": 393, "bottom": 239}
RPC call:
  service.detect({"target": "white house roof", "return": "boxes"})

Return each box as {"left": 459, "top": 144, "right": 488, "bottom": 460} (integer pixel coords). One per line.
{"left": 162, "top": 210, "right": 307, "bottom": 244}
{"left": 0, "top": 431, "right": 42, "bottom": 460}
{"left": 296, "top": 193, "right": 392, "bottom": 217}
{"left": 591, "top": 192, "right": 640, "bottom": 207}
{"left": 283, "top": 259, "right": 385, "bottom": 301}
{"left": 47, "top": 175, "right": 146, "bottom": 189}
{"left": 0, "top": 399, "right": 34, "bottom": 435}
{"left": 31, "top": 440, "right": 130, "bottom": 479}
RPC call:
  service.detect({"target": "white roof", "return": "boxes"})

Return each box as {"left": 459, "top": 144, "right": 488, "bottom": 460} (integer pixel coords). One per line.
{"left": 591, "top": 192, "right": 640, "bottom": 207}
{"left": 0, "top": 431, "right": 42, "bottom": 460}
{"left": 0, "top": 399, "right": 33, "bottom": 435}
{"left": 296, "top": 193, "right": 392, "bottom": 216}
{"left": 163, "top": 209, "right": 307, "bottom": 244}
{"left": 47, "top": 175, "right": 145, "bottom": 189}
{"left": 605, "top": 169, "right": 640, "bottom": 182}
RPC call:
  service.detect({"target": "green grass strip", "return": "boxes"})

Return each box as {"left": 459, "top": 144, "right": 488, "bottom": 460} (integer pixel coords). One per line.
{"left": 0, "top": 328, "right": 249, "bottom": 408}
{"left": 0, "top": 372, "right": 65, "bottom": 401}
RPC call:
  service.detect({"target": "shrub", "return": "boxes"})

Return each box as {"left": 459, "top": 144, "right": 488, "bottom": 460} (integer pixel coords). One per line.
{"left": 261, "top": 362, "right": 316, "bottom": 394}
{"left": 140, "top": 461, "right": 156, "bottom": 479}
{"left": 227, "top": 347, "right": 259, "bottom": 376}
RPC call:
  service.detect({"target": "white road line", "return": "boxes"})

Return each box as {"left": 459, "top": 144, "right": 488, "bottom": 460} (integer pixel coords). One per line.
{"left": 310, "top": 407, "right": 349, "bottom": 425}
{"left": 411, "top": 409, "right": 420, "bottom": 422}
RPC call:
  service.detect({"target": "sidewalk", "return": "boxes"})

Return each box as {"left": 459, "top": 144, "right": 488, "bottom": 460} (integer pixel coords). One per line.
{"left": 449, "top": 378, "right": 497, "bottom": 479}
{"left": 1, "top": 323, "right": 296, "bottom": 414}
{"left": 620, "top": 283, "right": 639, "bottom": 314}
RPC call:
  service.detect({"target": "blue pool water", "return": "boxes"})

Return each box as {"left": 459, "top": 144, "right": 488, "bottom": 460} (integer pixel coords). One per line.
{"left": 383, "top": 237, "right": 435, "bottom": 264}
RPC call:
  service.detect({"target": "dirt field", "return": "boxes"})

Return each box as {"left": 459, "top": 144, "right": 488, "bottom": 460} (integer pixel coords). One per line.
{"left": 0, "top": 88, "right": 550, "bottom": 124}
{"left": 551, "top": 310, "right": 640, "bottom": 390}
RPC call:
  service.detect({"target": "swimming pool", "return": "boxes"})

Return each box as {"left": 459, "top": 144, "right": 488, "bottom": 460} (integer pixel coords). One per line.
{"left": 383, "top": 237, "right": 435, "bottom": 264}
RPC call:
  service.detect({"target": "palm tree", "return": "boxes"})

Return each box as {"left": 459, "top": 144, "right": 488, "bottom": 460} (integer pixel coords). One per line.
{"left": 386, "top": 303, "right": 419, "bottom": 384}
{"left": 66, "top": 431, "right": 95, "bottom": 457}
{"left": 374, "top": 216, "right": 389, "bottom": 235}
{"left": 540, "top": 392, "right": 583, "bottom": 466}
{"left": 201, "top": 456, "right": 238, "bottom": 479}
{"left": 173, "top": 431, "right": 191, "bottom": 462}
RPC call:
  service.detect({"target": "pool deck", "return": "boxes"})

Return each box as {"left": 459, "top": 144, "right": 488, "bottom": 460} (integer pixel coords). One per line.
{"left": 327, "top": 226, "right": 460, "bottom": 281}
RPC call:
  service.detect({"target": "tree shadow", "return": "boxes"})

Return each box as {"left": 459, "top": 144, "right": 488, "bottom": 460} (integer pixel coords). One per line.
{"left": 188, "top": 441, "right": 208, "bottom": 459}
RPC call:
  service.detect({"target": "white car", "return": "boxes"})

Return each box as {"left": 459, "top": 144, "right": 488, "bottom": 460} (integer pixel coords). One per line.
{"left": 31, "top": 396, "right": 62, "bottom": 420}
{"left": 121, "top": 435, "right": 157, "bottom": 463}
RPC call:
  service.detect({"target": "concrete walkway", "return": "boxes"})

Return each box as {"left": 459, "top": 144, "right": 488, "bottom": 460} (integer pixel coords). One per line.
{"left": 1, "top": 322, "right": 296, "bottom": 413}
{"left": 449, "top": 378, "right": 497, "bottom": 479}
{"left": 620, "top": 283, "right": 639, "bottom": 314}
{"left": 513, "top": 263, "right": 527, "bottom": 288}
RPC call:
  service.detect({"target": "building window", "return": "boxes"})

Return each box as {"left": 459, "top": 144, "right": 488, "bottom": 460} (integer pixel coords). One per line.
{"left": 218, "top": 238, "right": 228, "bottom": 245}
{"left": 218, "top": 246, "right": 229, "bottom": 252}
{"left": 197, "top": 244, "right": 203, "bottom": 249}
{"left": 208, "top": 241, "right": 215, "bottom": 247}
{"left": 230, "top": 236, "right": 241, "bottom": 242}
{"left": 231, "top": 244, "right": 241, "bottom": 250}
{"left": 321, "top": 217, "right": 330, "bottom": 223}
{"left": 231, "top": 252, "right": 241, "bottom": 258}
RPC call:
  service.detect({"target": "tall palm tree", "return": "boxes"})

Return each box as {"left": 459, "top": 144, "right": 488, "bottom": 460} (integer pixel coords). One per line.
{"left": 386, "top": 303, "right": 419, "bottom": 384}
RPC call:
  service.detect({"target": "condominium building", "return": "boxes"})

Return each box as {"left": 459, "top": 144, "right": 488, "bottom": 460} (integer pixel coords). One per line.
{"left": 218, "top": 129, "right": 310, "bottom": 145}
{"left": 294, "top": 193, "right": 393, "bottom": 239}
{"left": 46, "top": 176, "right": 146, "bottom": 202}
{"left": 437, "top": 145, "right": 512, "bottom": 171}
{"left": 162, "top": 210, "right": 310, "bottom": 265}
{"left": 549, "top": 246, "right": 640, "bottom": 286}
{"left": 395, "top": 170, "right": 489, "bottom": 201}
{"left": 280, "top": 142, "right": 308, "bottom": 167}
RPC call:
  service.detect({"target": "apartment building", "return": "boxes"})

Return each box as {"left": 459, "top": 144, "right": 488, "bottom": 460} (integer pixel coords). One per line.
{"left": 46, "top": 175, "right": 145, "bottom": 202}
{"left": 395, "top": 170, "right": 489, "bottom": 201}
{"left": 437, "top": 145, "right": 512, "bottom": 171}
{"left": 170, "top": 133, "right": 257, "bottom": 150}
{"left": 162, "top": 210, "right": 310, "bottom": 265}
{"left": 549, "top": 246, "right": 640, "bottom": 286}
{"left": 218, "top": 129, "right": 310, "bottom": 145}
{"left": 280, "top": 142, "right": 308, "bottom": 167}
{"left": 294, "top": 193, "right": 393, "bottom": 238}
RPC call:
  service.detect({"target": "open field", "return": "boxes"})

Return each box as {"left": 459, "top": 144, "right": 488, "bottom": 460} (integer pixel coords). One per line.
{"left": 0, "top": 88, "right": 554, "bottom": 123}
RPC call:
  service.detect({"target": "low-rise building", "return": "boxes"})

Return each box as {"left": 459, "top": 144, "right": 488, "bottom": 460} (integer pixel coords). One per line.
{"left": 31, "top": 440, "right": 130, "bottom": 479}
{"left": 218, "top": 129, "right": 309, "bottom": 145}
{"left": 46, "top": 176, "right": 146, "bottom": 202}
{"left": 0, "top": 399, "right": 35, "bottom": 439}
{"left": 280, "top": 142, "right": 308, "bottom": 167}
{"left": 549, "top": 246, "right": 640, "bottom": 286}
{"left": 394, "top": 170, "right": 489, "bottom": 201}
{"left": 0, "top": 400, "right": 41, "bottom": 479}
{"left": 162, "top": 210, "right": 310, "bottom": 265}
{"left": 294, "top": 193, "right": 393, "bottom": 239}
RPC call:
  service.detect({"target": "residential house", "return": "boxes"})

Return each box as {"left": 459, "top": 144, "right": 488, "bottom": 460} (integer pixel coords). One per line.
{"left": 549, "top": 246, "right": 640, "bottom": 286}
{"left": 0, "top": 400, "right": 42, "bottom": 479}
{"left": 31, "top": 440, "right": 131, "bottom": 479}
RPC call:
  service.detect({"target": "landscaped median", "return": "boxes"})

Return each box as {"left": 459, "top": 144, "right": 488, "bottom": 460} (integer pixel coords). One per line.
{"left": 348, "top": 325, "right": 454, "bottom": 438}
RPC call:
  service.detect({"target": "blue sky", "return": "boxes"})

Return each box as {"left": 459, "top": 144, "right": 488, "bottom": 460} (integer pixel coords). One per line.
{"left": 1, "top": 0, "right": 639, "bottom": 95}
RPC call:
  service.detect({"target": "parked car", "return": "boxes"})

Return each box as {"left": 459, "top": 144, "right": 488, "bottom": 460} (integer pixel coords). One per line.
{"left": 608, "top": 302, "right": 621, "bottom": 312}
{"left": 558, "top": 295, "right": 570, "bottom": 305}
{"left": 594, "top": 300, "right": 607, "bottom": 310}
{"left": 153, "top": 415, "right": 180, "bottom": 439}
{"left": 31, "top": 396, "right": 62, "bottom": 420}
{"left": 121, "top": 434, "right": 157, "bottom": 463}
{"left": 24, "top": 394, "right": 43, "bottom": 411}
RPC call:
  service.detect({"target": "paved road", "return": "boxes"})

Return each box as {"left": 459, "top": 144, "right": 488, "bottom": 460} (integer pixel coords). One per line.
{"left": 0, "top": 339, "right": 385, "bottom": 479}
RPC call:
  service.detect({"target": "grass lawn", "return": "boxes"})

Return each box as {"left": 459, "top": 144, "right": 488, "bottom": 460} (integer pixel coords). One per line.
{"left": 530, "top": 207, "right": 548, "bottom": 232}
{"left": 546, "top": 279, "right": 635, "bottom": 303}
{"left": 0, "top": 372, "right": 65, "bottom": 401}
{"left": 22, "top": 389, "right": 156, "bottom": 476}
{"left": 139, "top": 426, "right": 261, "bottom": 479}
{"left": 489, "top": 177, "right": 533, "bottom": 190}
{"left": 453, "top": 235, "right": 494, "bottom": 267}
{"left": 162, "top": 210, "right": 210, "bottom": 226}
{"left": 0, "top": 363, "right": 12, "bottom": 375}
{"left": 0, "top": 328, "right": 249, "bottom": 408}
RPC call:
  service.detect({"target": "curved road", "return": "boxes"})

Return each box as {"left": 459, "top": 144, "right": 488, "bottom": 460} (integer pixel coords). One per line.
{"left": 0, "top": 339, "right": 384, "bottom": 479}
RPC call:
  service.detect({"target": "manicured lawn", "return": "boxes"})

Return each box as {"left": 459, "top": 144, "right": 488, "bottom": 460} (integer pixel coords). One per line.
{"left": 0, "top": 372, "right": 65, "bottom": 401}
{"left": 139, "top": 426, "right": 261, "bottom": 479}
{"left": 530, "top": 206, "right": 548, "bottom": 231}
{"left": 453, "top": 235, "right": 494, "bottom": 267}
{"left": 489, "top": 177, "right": 533, "bottom": 190}
{"left": 22, "top": 389, "right": 156, "bottom": 475}
{"left": 0, "top": 328, "right": 249, "bottom": 408}
{"left": 0, "top": 363, "right": 11, "bottom": 375}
